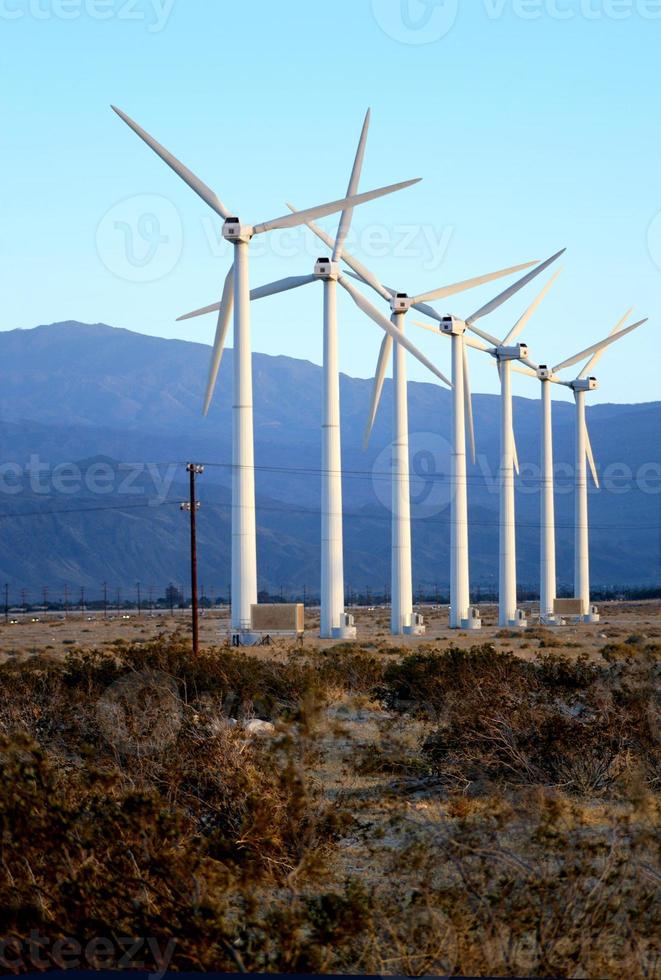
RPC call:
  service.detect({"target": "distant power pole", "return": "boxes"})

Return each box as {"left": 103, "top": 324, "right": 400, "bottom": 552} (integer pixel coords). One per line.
{"left": 181, "top": 464, "right": 204, "bottom": 655}
{"left": 80, "top": 587, "right": 85, "bottom": 618}
{"left": 102, "top": 581, "right": 108, "bottom": 619}
{"left": 4, "top": 584, "right": 8, "bottom": 624}
{"left": 136, "top": 581, "right": 142, "bottom": 616}
{"left": 63, "top": 584, "right": 69, "bottom": 620}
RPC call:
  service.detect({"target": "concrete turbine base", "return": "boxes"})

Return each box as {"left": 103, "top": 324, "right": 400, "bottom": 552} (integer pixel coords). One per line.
{"left": 460, "top": 615, "right": 482, "bottom": 631}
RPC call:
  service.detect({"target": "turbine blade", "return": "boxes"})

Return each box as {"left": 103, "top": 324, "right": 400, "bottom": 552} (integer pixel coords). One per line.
{"left": 177, "top": 301, "right": 221, "bottom": 322}
{"left": 254, "top": 178, "right": 421, "bottom": 235}
{"left": 465, "top": 333, "right": 492, "bottom": 353}
{"left": 412, "top": 260, "right": 538, "bottom": 306}
{"left": 364, "top": 333, "right": 393, "bottom": 450}
{"left": 411, "top": 318, "right": 494, "bottom": 355}
{"left": 411, "top": 299, "right": 443, "bottom": 322}
{"left": 468, "top": 248, "right": 566, "bottom": 327}
{"left": 333, "top": 108, "right": 371, "bottom": 263}
{"left": 463, "top": 341, "right": 476, "bottom": 464}
{"left": 287, "top": 204, "right": 391, "bottom": 301}
{"left": 111, "top": 106, "right": 231, "bottom": 220}
{"left": 579, "top": 307, "right": 633, "bottom": 379}
{"left": 502, "top": 268, "right": 563, "bottom": 346}
{"left": 585, "top": 420, "right": 600, "bottom": 488}
{"left": 338, "top": 275, "right": 452, "bottom": 389}
{"left": 412, "top": 319, "right": 443, "bottom": 337}
{"left": 467, "top": 322, "right": 503, "bottom": 347}
{"left": 250, "top": 274, "right": 317, "bottom": 302}
{"left": 344, "top": 268, "right": 396, "bottom": 300}
{"left": 512, "top": 363, "right": 538, "bottom": 378}
{"left": 203, "top": 266, "right": 234, "bottom": 416}
{"left": 552, "top": 317, "right": 648, "bottom": 374}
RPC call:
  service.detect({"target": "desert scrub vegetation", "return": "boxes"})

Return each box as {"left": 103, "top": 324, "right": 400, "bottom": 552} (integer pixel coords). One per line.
{"left": 378, "top": 645, "right": 659, "bottom": 795}
{"left": 0, "top": 634, "right": 658, "bottom": 976}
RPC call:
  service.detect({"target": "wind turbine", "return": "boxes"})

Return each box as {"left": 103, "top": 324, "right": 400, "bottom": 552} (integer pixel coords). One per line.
{"left": 517, "top": 312, "right": 648, "bottom": 624}
{"left": 175, "top": 110, "right": 439, "bottom": 639}
{"left": 399, "top": 256, "right": 561, "bottom": 629}
{"left": 292, "top": 215, "right": 546, "bottom": 635}
{"left": 112, "top": 106, "right": 421, "bottom": 637}
{"left": 410, "top": 256, "right": 564, "bottom": 629}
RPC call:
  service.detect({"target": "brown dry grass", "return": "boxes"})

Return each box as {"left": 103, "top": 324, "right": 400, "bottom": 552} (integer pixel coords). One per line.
{"left": 0, "top": 628, "right": 658, "bottom": 976}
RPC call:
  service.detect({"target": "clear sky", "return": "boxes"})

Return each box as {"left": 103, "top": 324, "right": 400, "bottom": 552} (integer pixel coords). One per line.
{"left": 2, "top": 0, "right": 660, "bottom": 404}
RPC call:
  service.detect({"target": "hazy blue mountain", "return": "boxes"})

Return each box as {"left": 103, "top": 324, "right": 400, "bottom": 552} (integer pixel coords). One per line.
{"left": 0, "top": 322, "right": 659, "bottom": 599}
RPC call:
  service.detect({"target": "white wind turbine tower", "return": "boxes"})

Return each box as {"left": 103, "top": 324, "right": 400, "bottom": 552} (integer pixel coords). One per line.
{"left": 112, "top": 106, "right": 420, "bottom": 637}
{"left": 175, "top": 110, "right": 442, "bottom": 639}
{"left": 517, "top": 311, "right": 648, "bottom": 624}
{"left": 293, "top": 217, "right": 549, "bottom": 635}
{"left": 405, "top": 256, "right": 564, "bottom": 628}
{"left": 424, "top": 254, "right": 565, "bottom": 629}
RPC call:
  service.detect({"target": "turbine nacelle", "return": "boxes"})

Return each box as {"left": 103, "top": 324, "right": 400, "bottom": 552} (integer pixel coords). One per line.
{"left": 440, "top": 315, "right": 467, "bottom": 336}
{"left": 571, "top": 377, "right": 599, "bottom": 392}
{"left": 222, "top": 218, "right": 254, "bottom": 243}
{"left": 498, "top": 343, "right": 529, "bottom": 361}
{"left": 536, "top": 364, "right": 561, "bottom": 382}
{"left": 314, "top": 257, "right": 340, "bottom": 280}
{"left": 390, "top": 293, "right": 413, "bottom": 313}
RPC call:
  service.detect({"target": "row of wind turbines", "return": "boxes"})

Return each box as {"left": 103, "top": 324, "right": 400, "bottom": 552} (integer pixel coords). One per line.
{"left": 112, "top": 106, "right": 650, "bottom": 637}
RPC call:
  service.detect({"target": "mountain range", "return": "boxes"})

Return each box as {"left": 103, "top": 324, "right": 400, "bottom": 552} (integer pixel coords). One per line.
{"left": 0, "top": 322, "right": 659, "bottom": 600}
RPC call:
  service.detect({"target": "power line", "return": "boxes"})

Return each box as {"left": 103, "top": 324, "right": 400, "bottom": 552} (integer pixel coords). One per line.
{"left": 0, "top": 497, "right": 657, "bottom": 532}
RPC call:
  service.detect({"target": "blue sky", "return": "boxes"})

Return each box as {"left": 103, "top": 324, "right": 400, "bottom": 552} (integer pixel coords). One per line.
{"left": 2, "top": 0, "right": 660, "bottom": 404}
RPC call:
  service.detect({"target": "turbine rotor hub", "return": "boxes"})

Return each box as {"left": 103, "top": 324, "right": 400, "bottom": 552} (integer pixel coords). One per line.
{"left": 222, "top": 218, "right": 254, "bottom": 243}
{"left": 440, "top": 315, "right": 466, "bottom": 336}
{"left": 314, "top": 257, "right": 340, "bottom": 280}
{"left": 498, "top": 343, "right": 529, "bottom": 361}
{"left": 571, "top": 377, "right": 599, "bottom": 392}
{"left": 390, "top": 293, "right": 412, "bottom": 313}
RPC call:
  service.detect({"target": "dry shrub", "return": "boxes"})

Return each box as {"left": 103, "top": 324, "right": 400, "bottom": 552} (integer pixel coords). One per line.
{"left": 352, "top": 788, "right": 659, "bottom": 978}
{"left": 0, "top": 635, "right": 658, "bottom": 976}
{"left": 378, "top": 646, "right": 659, "bottom": 794}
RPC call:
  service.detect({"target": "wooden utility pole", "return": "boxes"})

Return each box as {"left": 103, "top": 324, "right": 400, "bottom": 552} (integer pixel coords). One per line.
{"left": 181, "top": 464, "right": 204, "bottom": 654}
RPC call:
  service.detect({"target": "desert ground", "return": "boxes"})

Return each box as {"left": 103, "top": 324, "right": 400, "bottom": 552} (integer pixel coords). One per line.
{"left": 1, "top": 599, "right": 660, "bottom": 661}
{"left": 0, "top": 602, "right": 658, "bottom": 976}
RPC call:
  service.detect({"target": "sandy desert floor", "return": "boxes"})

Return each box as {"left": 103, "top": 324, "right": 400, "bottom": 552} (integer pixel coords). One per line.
{"left": 1, "top": 599, "right": 659, "bottom": 662}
